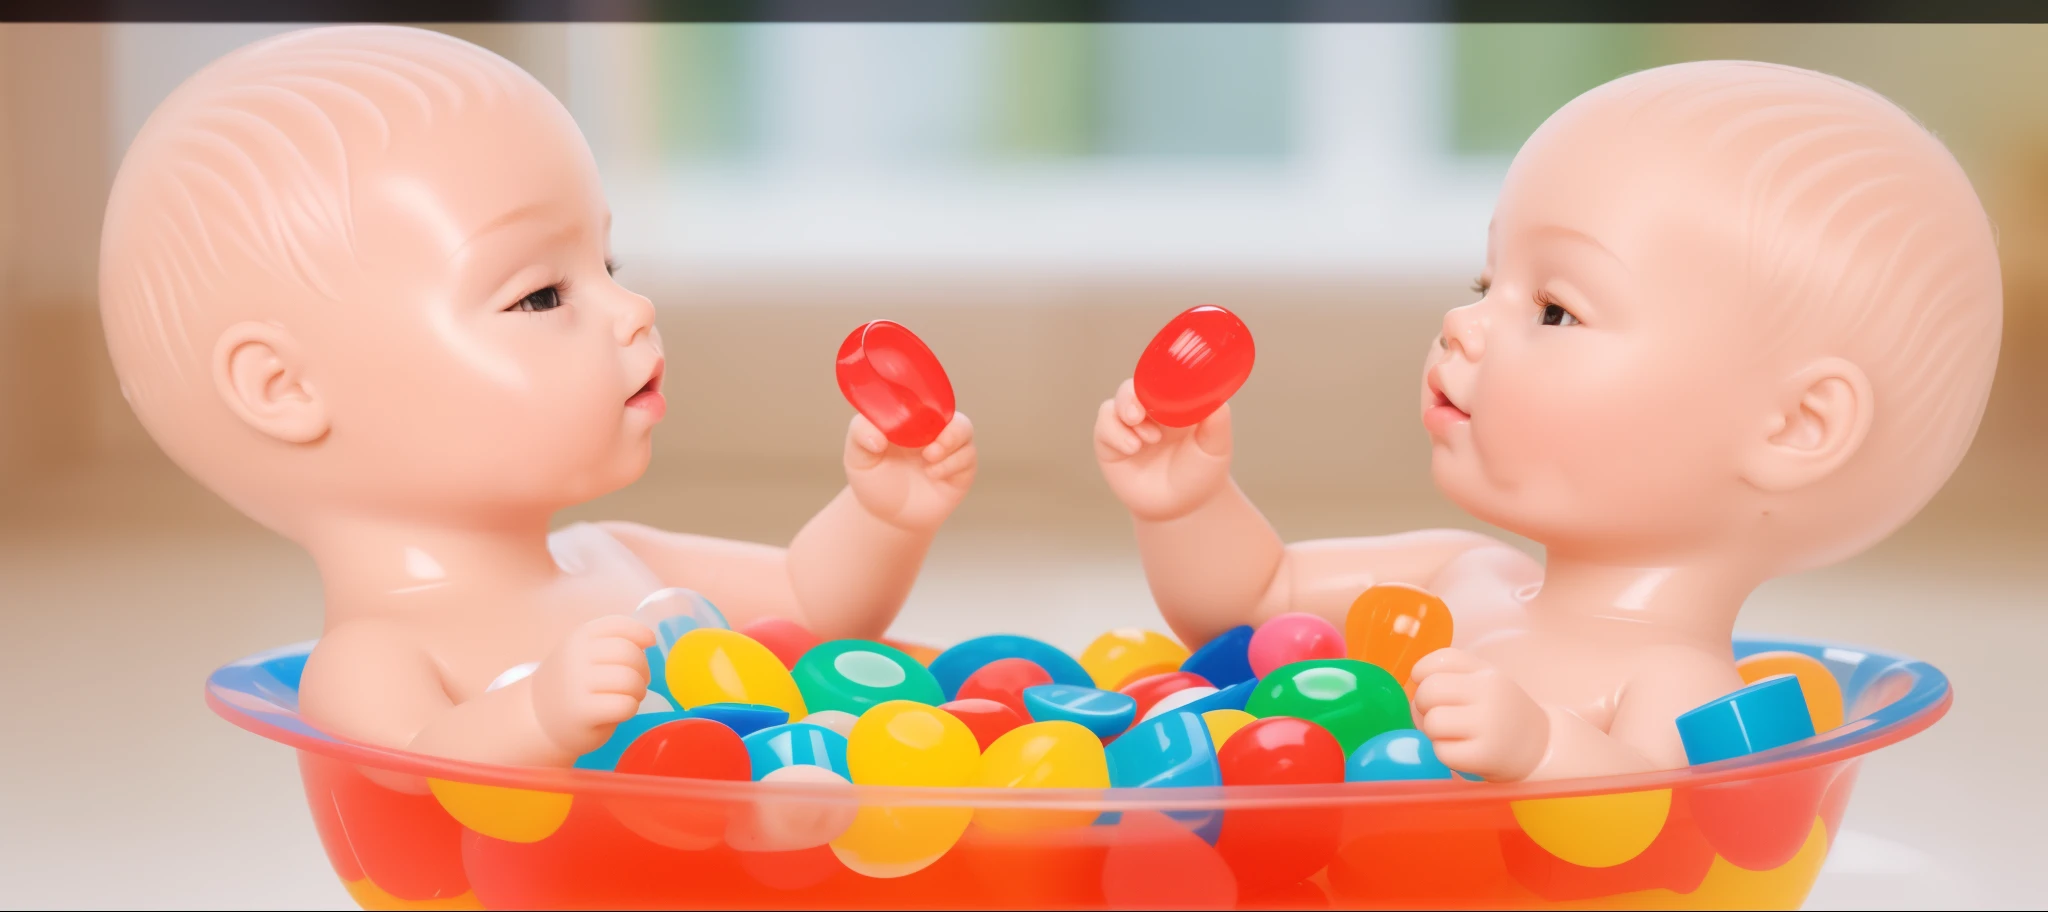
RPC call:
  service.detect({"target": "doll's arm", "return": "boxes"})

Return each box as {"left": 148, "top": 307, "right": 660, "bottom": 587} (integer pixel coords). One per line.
{"left": 600, "top": 489, "right": 933, "bottom": 641}
{"left": 301, "top": 616, "right": 652, "bottom": 767}
{"left": 1136, "top": 483, "right": 1524, "bottom": 646}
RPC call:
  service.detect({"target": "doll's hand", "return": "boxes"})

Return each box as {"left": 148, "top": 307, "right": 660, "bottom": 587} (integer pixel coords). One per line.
{"left": 1094, "top": 378, "right": 1234, "bottom": 522}
{"left": 1412, "top": 647, "right": 1550, "bottom": 782}
{"left": 529, "top": 615, "right": 655, "bottom": 757}
{"left": 844, "top": 412, "right": 977, "bottom": 533}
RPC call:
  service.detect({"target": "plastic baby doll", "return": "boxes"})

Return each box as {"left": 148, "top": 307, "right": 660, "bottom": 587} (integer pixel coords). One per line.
{"left": 1095, "top": 61, "right": 2001, "bottom": 782}
{"left": 97, "top": 26, "right": 977, "bottom": 769}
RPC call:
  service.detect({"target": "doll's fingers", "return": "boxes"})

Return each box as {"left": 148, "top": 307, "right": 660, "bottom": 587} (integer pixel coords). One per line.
{"left": 1410, "top": 646, "right": 1481, "bottom": 680}
{"left": 1115, "top": 379, "right": 1149, "bottom": 428}
{"left": 584, "top": 614, "right": 656, "bottom": 648}
{"left": 589, "top": 693, "right": 641, "bottom": 723}
{"left": 925, "top": 444, "right": 977, "bottom": 481}
{"left": 587, "top": 663, "right": 649, "bottom": 697}
{"left": 1096, "top": 400, "right": 1143, "bottom": 459}
{"left": 1133, "top": 419, "right": 1163, "bottom": 445}
{"left": 588, "top": 637, "right": 651, "bottom": 670}
{"left": 1413, "top": 672, "right": 1474, "bottom": 715}
{"left": 1192, "top": 403, "right": 1233, "bottom": 456}
{"left": 921, "top": 412, "right": 974, "bottom": 462}
{"left": 1419, "top": 705, "right": 1480, "bottom": 742}
{"left": 844, "top": 416, "right": 889, "bottom": 469}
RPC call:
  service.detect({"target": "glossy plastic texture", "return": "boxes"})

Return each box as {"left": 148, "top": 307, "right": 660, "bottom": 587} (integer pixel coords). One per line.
{"left": 1132, "top": 305, "right": 1257, "bottom": 428}
{"left": 835, "top": 320, "right": 957, "bottom": 449}
{"left": 210, "top": 634, "right": 1946, "bottom": 910}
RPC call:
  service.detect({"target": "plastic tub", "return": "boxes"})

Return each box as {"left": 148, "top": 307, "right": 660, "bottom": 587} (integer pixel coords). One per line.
{"left": 206, "top": 635, "right": 1948, "bottom": 910}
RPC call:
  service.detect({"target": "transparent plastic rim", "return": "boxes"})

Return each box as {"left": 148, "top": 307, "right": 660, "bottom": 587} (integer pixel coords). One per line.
{"left": 206, "top": 634, "right": 1949, "bottom": 811}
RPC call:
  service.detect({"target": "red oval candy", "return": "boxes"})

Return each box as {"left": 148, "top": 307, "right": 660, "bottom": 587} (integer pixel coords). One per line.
{"left": 836, "top": 319, "right": 956, "bottom": 449}
{"left": 939, "top": 697, "right": 1027, "bottom": 751}
{"left": 1118, "top": 670, "right": 1214, "bottom": 720}
{"left": 738, "top": 617, "right": 822, "bottom": 670}
{"left": 956, "top": 657, "right": 1054, "bottom": 719}
{"left": 1133, "top": 305, "right": 1255, "bottom": 428}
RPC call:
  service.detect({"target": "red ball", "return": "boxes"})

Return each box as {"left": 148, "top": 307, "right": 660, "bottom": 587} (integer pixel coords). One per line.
{"left": 738, "top": 617, "right": 822, "bottom": 670}
{"left": 1217, "top": 717, "right": 1345, "bottom": 786}
{"left": 1133, "top": 305, "right": 1255, "bottom": 428}
{"left": 939, "top": 698, "right": 1027, "bottom": 751}
{"left": 616, "top": 718, "right": 752, "bottom": 781}
{"left": 836, "top": 319, "right": 956, "bottom": 449}
{"left": 1118, "top": 671, "right": 1214, "bottom": 720}
{"left": 956, "top": 657, "right": 1054, "bottom": 719}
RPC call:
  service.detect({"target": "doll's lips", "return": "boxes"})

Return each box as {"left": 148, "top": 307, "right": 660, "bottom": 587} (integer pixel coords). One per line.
{"left": 1424, "top": 369, "right": 1470, "bottom": 436}
{"left": 627, "top": 360, "right": 666, "bottom": 417}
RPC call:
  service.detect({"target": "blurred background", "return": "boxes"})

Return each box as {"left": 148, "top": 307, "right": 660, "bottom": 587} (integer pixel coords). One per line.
{"left": 1, "top": 22, "right": 2042, "bottom": 909}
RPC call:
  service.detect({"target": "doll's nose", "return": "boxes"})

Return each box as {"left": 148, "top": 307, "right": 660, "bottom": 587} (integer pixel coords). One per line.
{"left": 615, "top": 290, "right": 657, "bottom": 348}
{"left": 1441, "top": 305, "right": 1485, "bottom": 361}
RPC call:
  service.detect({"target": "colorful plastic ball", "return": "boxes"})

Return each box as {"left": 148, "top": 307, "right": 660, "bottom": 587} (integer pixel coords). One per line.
{"left": 1737, "top": 650, "right": 1845, "bottom": 733}
{"left": 1177, "top": 678, "right": 1256, "bottom": 716}
{"left": 939, "top": 697, "right": 1027, "bottom": 751}
{"left": 1346, "top": 728, "right": 1455, "bottom": 782}
{"left": 929, "top": 634, "right": 1093, "bottom": 700}
{"left": 1678, "top": 674, "right": 1817, "bottom": 766}
{"left": 574, "top": 711, "right": 687, "bottom": 771}
{"left": 1023, "top": 684, "right": 1139, "bottom": 740}
{"left": 1132, "top": 304, "right": 1256, "bottom": 428}
{"left": 1080, "top": 628, "right": 1191, "bottom": 691}
{"left": 689, "top": 703, "right": 789, "bottom": 739}
{"left": 726, "top": 764, "right": 858, "bottom": 854}
{"left": 1106, "top": 711, "right": 1221, "bottom": 790}
{"left": 956, "top": 657, "right": 1055, "bottom": 719}
{"left": 1181, "top": 625, "right": 1256, "bottom": 687}
{"left": 836, "top": 318, "right": 957, "bottom": 449}
{"left": 1345, "top": 583, "right": 1453, "bottom": 688}
{"left": 1201, "top": 709, "right": 1256, "bottom": 750}
{"left": 1119, "top": 670, "right": 1214, "bottom": 720}
{"left": 665, "top": 628, "right": 808, "bottom": 720}
{"left": 1141, "top": 686, "right": 1219, "bottom": 722}
{"left": 1217, "top": 717, "right": 1346, "bottom": 786}
{"left": 1247, "top": 612, "right": 1346, "bottom": 678}
{"left": 1244, "top": 659, "right": 1411, "bottom": 754}
{"left": 744, "top": 721, "right": 852, "bottom": 780}
{"left": 975, "top": 721, "right": 1112, "bottom": 832}
{"left": 835, "top": 701, "right": 979, "bottom": 878}
{"left": 739, "top": 617, "right": 822, "bottom": 670}
{"left": 633, "top": 587, "right": 731, "bottom": 656}
{"left": 615, "top": 717, "right": 752, "bottom": 780}
{"left": 792, "top": 639, "right": 944, "bottom": 716}
{"left": 802, "top": 710, "right": 858, "bottom": 739}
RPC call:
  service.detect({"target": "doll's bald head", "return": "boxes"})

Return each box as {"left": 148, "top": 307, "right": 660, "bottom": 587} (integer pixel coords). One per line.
{"left": 1429, "top": 61, "right": 2001, "bottom": 574}
{"left": 100, "top": 26, "right": 659, "bottom": 538}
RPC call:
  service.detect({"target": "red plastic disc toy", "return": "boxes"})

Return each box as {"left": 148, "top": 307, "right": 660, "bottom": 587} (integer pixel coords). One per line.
{"left": 1132, "top": 305, "right": 1255, "bottom": 428}
{"left": 835, "top": 319, "right": 957, "bottom": 449}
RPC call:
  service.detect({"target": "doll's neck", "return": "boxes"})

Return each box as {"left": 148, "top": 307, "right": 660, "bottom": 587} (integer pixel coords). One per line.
{"left": 1526, "top": 552, "right": 1756, "bottom": 652}
{"left": 303, "top": 511, "right": 563, "bottom": 627}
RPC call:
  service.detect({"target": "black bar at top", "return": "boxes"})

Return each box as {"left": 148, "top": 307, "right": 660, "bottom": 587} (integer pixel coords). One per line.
{"left": 3, "top": 0, "right": 2046, "bottom": 23}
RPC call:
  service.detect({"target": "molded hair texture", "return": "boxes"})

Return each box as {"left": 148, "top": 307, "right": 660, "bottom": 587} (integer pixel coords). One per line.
{"left": 1551, "top": 61, "right": 2002, "bottom": 570}
{"left": 97, "top": 26, "right": 555, "bottom": 514}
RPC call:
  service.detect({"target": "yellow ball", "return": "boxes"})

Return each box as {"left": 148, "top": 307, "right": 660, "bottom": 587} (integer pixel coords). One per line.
{"left": 426, "top": 781, "right": 572, "bottom": 844}
{"left": 974, "top": 721, "right": 1110, "bottom": 832}
{"left": 664, "top": 628, "right": 807, "bottom": 719}
{"left": 1201, "top": 709, "right": 1256, "bottom": 750}
{"left": 1509, "top": 789, "right": 1672, "bottom": 869}
{"left": 847, "top": 700, "right": 979, "bottom": 786}
{"left": 1079, "top": 628, "right": 1190, "bottom": 690}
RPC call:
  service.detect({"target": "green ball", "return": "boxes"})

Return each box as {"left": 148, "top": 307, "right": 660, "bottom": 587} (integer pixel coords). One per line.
{"left": 1244, "top": 658, "right": 1412, "bottom": 754}
{"left": 791, "top": 639, "right": 943, "bottom": 716}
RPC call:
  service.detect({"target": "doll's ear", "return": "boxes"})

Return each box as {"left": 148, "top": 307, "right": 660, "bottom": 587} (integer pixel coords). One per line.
{"left": 212, "top": 321, "right": 330, "bottom": 444}
{"left": 1739, "top": 357, "right": 1873, "bottom": 492}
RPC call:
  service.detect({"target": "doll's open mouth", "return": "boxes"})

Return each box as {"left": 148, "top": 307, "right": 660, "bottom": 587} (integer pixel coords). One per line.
{"left": 627, "top": 360, "right": 666, "bottom": 414}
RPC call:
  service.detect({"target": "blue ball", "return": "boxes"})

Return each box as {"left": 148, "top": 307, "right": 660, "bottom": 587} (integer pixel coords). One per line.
{"left": 689, "top": 703, "right": 790, "bottom": 739}
{"left": 743, "top": 722, "right": 851, "bottom": 780}
{"left": 1346, "top": 729, "right": 1455, "bottom": 782}
{"left": 928, "top": 634, "right": 1094, "bottom": 699}
{"left": 1677, "top": 674, "right": 1817, "bottom": 766}
{"left": 1022, "top": 684, "right": 1138, "bottom": 739}
{"left": 1101, "top": 710, "right": 1222, "bottom": 841}
{"left": 1175, "top": 678, "right": 1257, "bottom": 715}
{"left": 1180, "top": 625, "right": 1256, "bottom": 688}
{"left": 575, "top": 711, "right": 687, "bottom": 771}
{"left": 644, "top": 645, "right": 676, "bottom": 707}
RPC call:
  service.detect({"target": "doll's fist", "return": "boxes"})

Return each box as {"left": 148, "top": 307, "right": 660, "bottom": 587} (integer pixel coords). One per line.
{"left": 1412, "top": 647, "right": 1550, "bottom": 782}
{"left": 1094, "top": 378, "right": 1234, "bottom": 521}
{"left": 844, "top": 411, "right": 977, "bottom": 532}
{"left": 530, "top": 615, "right": 655, "bottom": 757}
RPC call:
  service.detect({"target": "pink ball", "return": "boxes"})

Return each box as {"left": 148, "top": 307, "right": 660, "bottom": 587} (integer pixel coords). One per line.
{"left": 1247, "top": 612, "right": 1346, "bottom": 678}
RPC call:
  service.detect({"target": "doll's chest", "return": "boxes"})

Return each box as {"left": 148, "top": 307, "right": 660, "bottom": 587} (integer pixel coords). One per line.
{"left": 1470, "top": 633, "right": 1633, "bottom": 733}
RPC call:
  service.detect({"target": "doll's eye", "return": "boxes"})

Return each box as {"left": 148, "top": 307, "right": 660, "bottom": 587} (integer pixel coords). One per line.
{"left": 1540, "top": 302, "right": 1579, "bottom": 327}
{"left": 510, "top": 286, "right": 563, "bottom": 313}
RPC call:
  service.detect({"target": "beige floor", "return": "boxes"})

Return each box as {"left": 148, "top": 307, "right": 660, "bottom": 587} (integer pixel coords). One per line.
{"left": 1, "top": 460, "right": 2043, "bottom": 910}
